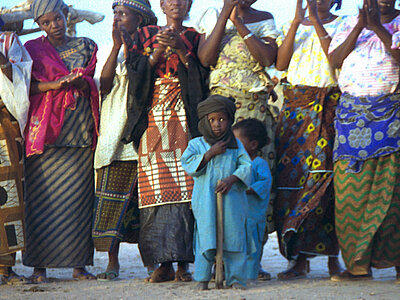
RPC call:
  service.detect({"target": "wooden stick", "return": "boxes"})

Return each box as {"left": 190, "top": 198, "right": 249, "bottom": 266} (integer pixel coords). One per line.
{"left": 215, "top": 181, "right": 224, "bottom": 289}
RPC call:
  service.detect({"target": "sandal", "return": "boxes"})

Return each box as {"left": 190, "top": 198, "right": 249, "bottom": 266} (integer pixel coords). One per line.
{"left": 148, "top": 266, "right": 175, "bottom": 283}
{"left": 175, "top": 269, "right": 193, "bottom": 282}
{"left": 330, "top": 270, "right": 373, "bottom": 282}
{"left": 73, "top": 270, "right": 96, "bottom": 281}
{"left": 30, "top": 273, "right": 48, "bottom": 284}
{"left": 277, "top": 268, "right": 307, "bottom": 280}
{"left": 1, "top": 272, "right": 29, "bottom": 285}
{"left": 97, "top": 271, "right": 119, "bottom": 282}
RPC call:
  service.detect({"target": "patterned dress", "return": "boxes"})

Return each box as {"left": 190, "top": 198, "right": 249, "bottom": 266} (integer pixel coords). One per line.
{"left": 23, "top": 37, "right": 97, "bottom": 268}
{"left": 329, "top": 15, "right": 400, "bottom": 275}
{"left": 274, "top": 18, "right": 342, "bottom": 260}
{"left": 127, "top": 26, "right": 201, "bottom": 265}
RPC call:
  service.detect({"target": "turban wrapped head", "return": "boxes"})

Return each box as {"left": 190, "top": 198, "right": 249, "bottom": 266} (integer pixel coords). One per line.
{"left": 112, "top": 0, "right": 157, "bottom": 26}
{"left": 197, "top": 95, "right": 238, "bottom": 149}
{"left": 31, "top": 0, "right": 68, "bottom": 21}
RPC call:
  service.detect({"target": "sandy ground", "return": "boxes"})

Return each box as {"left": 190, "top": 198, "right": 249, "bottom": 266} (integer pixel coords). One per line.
{"left": 0, "top": 233, "right": 398, "bottom": 299}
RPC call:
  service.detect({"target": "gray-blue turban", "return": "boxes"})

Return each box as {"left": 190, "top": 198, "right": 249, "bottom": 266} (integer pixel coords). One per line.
{"left": 31, "top": 0, "right": 67, "bottom": 21}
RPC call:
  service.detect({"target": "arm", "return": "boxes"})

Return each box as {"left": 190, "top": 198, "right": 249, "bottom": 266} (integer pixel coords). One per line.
{"left": 197, "top": 1, "right": 238, "bottom": 67}
{"left": 197, "top": 141, "right": 227, "bottom": 171}
{"left": 276, "top": 0, "right": 306, "bottom": 70}
{"left": 30, "top": 72, "right": 87, "bottom": 95}
{"left": 230, "top": 8, "right": 277, "bottom": 67}
{"left": 248, "top": 159, "right": 272, "bottom": 202}
{"left": 0, "top": 52, "right": 12, "bottom": 81}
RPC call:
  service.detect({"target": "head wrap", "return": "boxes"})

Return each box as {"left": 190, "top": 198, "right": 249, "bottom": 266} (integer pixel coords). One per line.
{"left": 197, "top": 95, "right": 238, "bottom": 148}
{"left": 112, "top": 0, "right": 157, "bottom": 26}
{"left": 331, "top": 0, "right": 342, "bottom": 11}
{"left": 31, "top": 0, "right": 67, "bottom": 21}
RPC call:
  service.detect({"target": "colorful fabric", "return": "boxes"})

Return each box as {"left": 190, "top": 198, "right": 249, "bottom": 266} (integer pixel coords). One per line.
{"left": 0, "top": 32, "right": 31, "bottom": 135}
{"left": 31, "top": 0, "right": 66, "bottom": 20}
{"left": 334, "top": 93, "right": 400, "bottom": 173}
{"left": 197, "top": 95, "right": 237, "bottom": 149}
{"left": 246, "top": 157, "right": 272, "bottom": 279}
{"left": 92, "top": 161, "right": 140, "bottom": 252}
{"left": 137, "top": 77, "right": 193, "bottom": 208}
{"left": 277, "top": 17, "right": 342, "bottom": 87}
{"left": 0, "top": 105, "right": 25, "bottom": 257}
{"left": 274, "top": 85, "right": 340, "bottom": 259}
{"left": 334, "top": 153, "right": 400, "bottom": 275}
{"left": 329, "top": 15, "right": 400, "bottom": 96}
{"left": 112, "top": 0, "right": 156, "bottom": 26}
{"left": 181, "top": 137, "right": 252, "bottom": 254}
{"left": 94, "top": 45, "right": 137, "bottom": 169}
{"left": 23, "top": 146, "right": 94, "bottom": 267}
{"left": 0, "top": 253, "right": 15, "bottom": 268}
{"left": 196, "top": 7, "right": 278, "bottom": 94}
{"left": 24, "top": 36, "right": 99, "bottom": 157}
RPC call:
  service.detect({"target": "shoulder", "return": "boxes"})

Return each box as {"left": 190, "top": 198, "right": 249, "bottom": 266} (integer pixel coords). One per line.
{"left": 252, "top": 10, "right": 274, "bottom": 21}
{"left": 76, "top": 37, "right": 97, "bottom": 48}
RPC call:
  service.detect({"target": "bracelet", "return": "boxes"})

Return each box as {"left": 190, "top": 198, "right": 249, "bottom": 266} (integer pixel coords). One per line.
{"left": 243, "top": 32, "right": 254, "bottom": 41}
{"left": 0, "top": 61, "right": 10, "bottom": 70}
{"left": 320, "top": 34, "right": 330, "bottom": 40}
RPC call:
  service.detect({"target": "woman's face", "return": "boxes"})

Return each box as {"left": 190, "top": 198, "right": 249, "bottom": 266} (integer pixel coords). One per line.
{"left": 378, "top": 0, "right": 396, "bottom": 15}
{"left": 114, "top": 6, "right": 142, "bottom": 34}
{"left": 160, "top": 0, "right": 191, "bottom": 20}
{"left": 208, "top": 111, "right": 229, "bottom": 137}
{"left": 37, "top": 10, "right": 67, "bottom": 40}
{"left": 238, "top": 0, "right": 257, "bottom": 9}
{"left": 316, "top": 0, "right": 334, "bottom": 13}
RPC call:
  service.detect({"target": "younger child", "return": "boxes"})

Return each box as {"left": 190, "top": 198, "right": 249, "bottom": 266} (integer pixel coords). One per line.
{"left": 233, "top": 119, "right": 272, "bottom": 284}
{"left": 181, "top": 95, "right": 252, "bottom": 290}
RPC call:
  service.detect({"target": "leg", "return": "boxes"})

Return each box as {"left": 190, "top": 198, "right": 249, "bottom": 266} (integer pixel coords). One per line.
{"left": 148, "top": 262, "right": 175, "bottom": 283}
{"left": 277, "top": 254, "right": 309, "bottom": 280}
{"left": 328, "top": 256, "right": 343, "bottom": 276}
{"left": 396, "top": 266, "right": 400, "bottom": 283}
{"left": 194, "top": 249, "right": 214, "bottom": 285}
{"left": 30, "top": 267, "right": 48, "bottom": 283}
{"left": 224, "top": 251, "right": 247, "bottom": 289}
{"left": 0, "top": 265, "right": 28, "bottom": 285}
{"left": 175, "top": 261, "right": 193, "bottom": 282}
{"left": 97, "top": 243, "right": 120, "bottom": 281}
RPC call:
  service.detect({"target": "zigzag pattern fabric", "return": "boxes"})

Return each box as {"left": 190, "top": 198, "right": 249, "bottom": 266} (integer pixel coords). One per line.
{"left": 334, "top": 153, "right": 400, "bottom": 275}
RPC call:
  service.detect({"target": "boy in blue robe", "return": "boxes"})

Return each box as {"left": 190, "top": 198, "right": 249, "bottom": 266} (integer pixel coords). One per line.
{"left": 233, "top": 119, "right": 272, "bottom": 284}
{"left": 181, "top": 95, "right": 252, "bottom": 290}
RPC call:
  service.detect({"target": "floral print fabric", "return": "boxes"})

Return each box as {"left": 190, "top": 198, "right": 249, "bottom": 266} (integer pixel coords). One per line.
{"left": 276, "top": 17, "right": 343, "bottom": 88}
{"left": 334, "top": 93, "right": 400, "bottom": 173}
{"left": 329, "top": 15, "right": 400, "bottom": 96}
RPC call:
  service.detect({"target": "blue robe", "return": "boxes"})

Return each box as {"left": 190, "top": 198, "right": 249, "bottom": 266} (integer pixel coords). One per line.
{"left": 246, "top": 157, "right": 272, "bottom": 280}
{"left": 181, "top": 137, "right": 252, "bottom": 285}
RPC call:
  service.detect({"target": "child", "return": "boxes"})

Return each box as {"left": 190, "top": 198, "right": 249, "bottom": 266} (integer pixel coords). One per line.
{"left": 233, "top": 119, "right": 272, "bottom": 284}
{"left": 181, "top": 95, "right": 252, "bottom": 290}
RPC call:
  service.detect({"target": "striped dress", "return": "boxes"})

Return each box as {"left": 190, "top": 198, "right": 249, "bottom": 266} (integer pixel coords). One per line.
{"left": 23, "top": 37, "right": 96, "bottom": 268}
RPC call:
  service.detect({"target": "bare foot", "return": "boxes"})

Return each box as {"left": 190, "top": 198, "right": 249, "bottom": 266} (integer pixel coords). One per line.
{"left": 149, "top": 263, "right": 175, "bottom": 283}
{"left": 175, "top": 262, "right": 192, "bottom": 282}
{"left": 277, "top": 255, "right": 309, "bottom": 280}
{"left": 30, "top": 267, "right": 48, "bottom": 284}
{"left": 194, "top": 281, "right": 209, "bottom": 290}
{"left": 97, "top": 249, "right": 120, "bottom": 281}
{"left": 328, "top": 256, "right": 343, "bottom": 276}
{"left": 73, "top": 267, "right": 96, "bottom": 280}
{"left": 230, "top": 282, "right": 246, "bottom": 290}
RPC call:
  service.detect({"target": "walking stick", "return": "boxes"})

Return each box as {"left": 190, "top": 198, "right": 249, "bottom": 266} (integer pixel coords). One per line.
{"left": 215, "top": 180, "right": 224, "bottom": 289}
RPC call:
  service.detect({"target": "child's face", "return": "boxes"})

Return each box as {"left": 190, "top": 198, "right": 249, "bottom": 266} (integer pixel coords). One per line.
{"left": 208, "top": 111, "right": 229, "bottom": 137}
{"left": 233, "top": 129, "right": 257, "bottom": 159}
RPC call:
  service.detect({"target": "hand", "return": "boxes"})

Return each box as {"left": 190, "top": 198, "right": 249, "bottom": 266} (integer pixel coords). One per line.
{"left": 53, "top": 72, "right": 86, "bottom": 90}
{"left": 112, "top": 18, "right": 123, "bottom": 49}
{"left": 229, "top": 5, "right": 242, "bottom": 25}
{"left": 306, "top": 0, "right": 319, "bottom": 23}
{"left": 208, "top": 141, "right": 227, "bottom": 158}
{"left": 221, "top": 0, "right": 239, "bottom": 20}
{"left": 120, "top": 25, "right": 134, "bottom": 58}
{"left": 156, "top": 26, "right": 186, "bottom": 50}
{"left": 215, "top": 175, "right": 237, "bottom": 194}
{"left": 294, "top": 0, "right": 306, "bottom": 25}
{"left": 364, "top": 0, "right": 382, "bottom": 31}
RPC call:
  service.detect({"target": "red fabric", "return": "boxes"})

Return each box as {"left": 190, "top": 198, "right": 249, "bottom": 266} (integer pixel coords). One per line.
{"left": 24, "top": 36, "right": 99, "bottom": 157}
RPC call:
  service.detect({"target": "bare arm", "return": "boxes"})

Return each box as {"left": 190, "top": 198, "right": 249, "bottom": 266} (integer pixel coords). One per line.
{"left": 276, "top": 0, "right": 305, "bottom": 70}
{"left": 0, "top": 52, "right": 12, "bottom": 81}
{"left": 30, "top": 73, "right": 88, "bottom": 95}
{"left": 197, "top": 0, "right": 238, "bottom": 67}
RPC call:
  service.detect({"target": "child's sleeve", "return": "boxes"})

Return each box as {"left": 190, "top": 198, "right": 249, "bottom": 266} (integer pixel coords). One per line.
{"left": 232, "top": 142, "right": 252, "bottom": 188}
{"left": 181, "top": 138, "right": 207, "bottom": 177}
{"left": 250, "top": 159, "right": 272, "bottom": 203}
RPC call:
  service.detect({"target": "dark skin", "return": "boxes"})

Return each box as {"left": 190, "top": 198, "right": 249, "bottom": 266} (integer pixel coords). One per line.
{"left": 276, "top": 0, "right": 337, "bottom": 71}
{"left": 0, "top": 51, "right": 12, "bottom": 81}
{"left": 197, "top": 112, "right": 240, "bottom": 194}
{"left": 329, "top": 0, "right": 400, "bottom": 69}
{"left": 100, "top": 6, "right": 143, "bottom": 95}
{"left": 148, "top": 0, "right": 192, "bottom": 68}
{"left": 28, "top": 9, "right": 95, "bottom": 282}
{"left": 198, "top": 0, "right": 277, "bottom": 68}
{"left": 31, "top": 10, "right": 89, "bottom": 95}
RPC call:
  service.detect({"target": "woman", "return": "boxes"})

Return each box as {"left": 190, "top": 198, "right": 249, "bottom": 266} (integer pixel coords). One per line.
{"left": 329, "top": 0, "right": 400, "bottom": 282}
{"left": 122, "top": 0, "right": 208, "bottom": 282}
{"left": 93, "top": 0, "right": 156, "bottom": 281}
{"left": 274, "top": 0, "right": 342, "bottom": 280}
{"left": 0, "top": 28, "right": 31, "bottom": 284}
{"left": 196, "top": 0, "right": 279, "bottom": 280}
{"left": 23, "top": 0, "right": 99, "bottom": 283}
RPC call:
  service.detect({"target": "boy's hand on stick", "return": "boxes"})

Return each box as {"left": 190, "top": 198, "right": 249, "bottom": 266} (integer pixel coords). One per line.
{"left": 215, "top": 175, "right": 238, "bottom": 194}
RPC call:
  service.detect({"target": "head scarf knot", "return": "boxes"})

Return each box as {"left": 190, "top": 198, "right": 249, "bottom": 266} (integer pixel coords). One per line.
{"left": 31, "top": 0, "right": 67, "bottom": 21}
{"left": 197, "top": 95, "right": 238, "bottom": 148}
{"left": 112, "top": 0, "right": 157, "bottom": 26}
